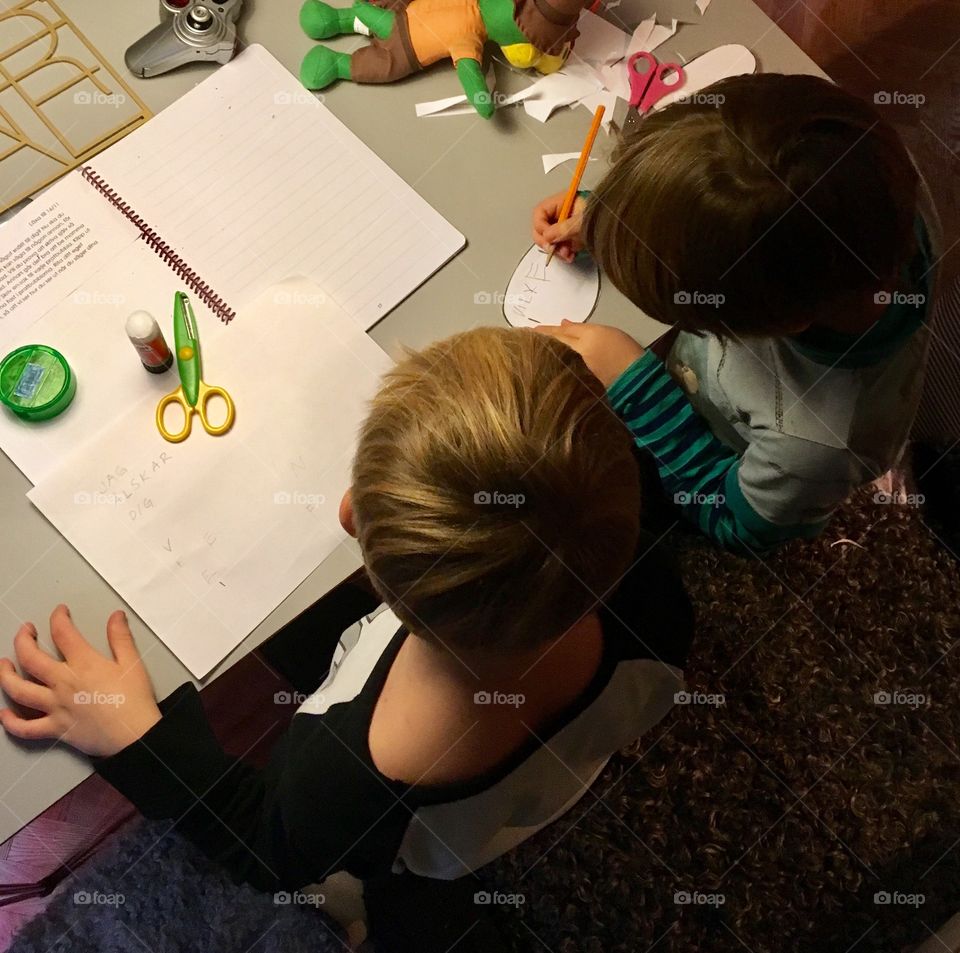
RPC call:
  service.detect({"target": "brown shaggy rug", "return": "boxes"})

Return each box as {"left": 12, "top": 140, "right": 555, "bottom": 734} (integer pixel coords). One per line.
{"left": 480, "top": 479, "right": 960, "bottom": 953}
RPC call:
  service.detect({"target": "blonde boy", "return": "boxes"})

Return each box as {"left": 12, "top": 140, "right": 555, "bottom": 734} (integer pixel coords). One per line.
{"left": 1, "top": 329, "right": 692, "bottom": 899}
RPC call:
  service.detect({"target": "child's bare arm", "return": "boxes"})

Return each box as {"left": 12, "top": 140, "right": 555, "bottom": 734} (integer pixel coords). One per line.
{"left": 535, "top": 321, "right": 644, "bottom": 386}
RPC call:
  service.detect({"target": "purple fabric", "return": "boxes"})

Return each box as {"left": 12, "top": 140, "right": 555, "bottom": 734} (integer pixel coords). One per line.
{"left": 7, "top": 821, "right": 344, "bottom": 953}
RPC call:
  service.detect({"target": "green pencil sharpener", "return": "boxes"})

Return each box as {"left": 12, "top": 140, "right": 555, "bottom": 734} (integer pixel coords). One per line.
{"left": 0, "top": 345, "right": 77, "bottom": 422}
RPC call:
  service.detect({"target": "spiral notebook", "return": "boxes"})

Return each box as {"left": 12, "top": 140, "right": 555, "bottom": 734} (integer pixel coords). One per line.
{"left": 69, "top": 43, "right": 464, "bottom": 328}
{"left": 0, "top": 44, "right": 464, "bottom": 483}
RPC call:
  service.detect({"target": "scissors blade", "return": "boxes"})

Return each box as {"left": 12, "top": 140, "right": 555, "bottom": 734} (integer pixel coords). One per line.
{"left": 172, "top": 292, "right": 201, "bottom": 408}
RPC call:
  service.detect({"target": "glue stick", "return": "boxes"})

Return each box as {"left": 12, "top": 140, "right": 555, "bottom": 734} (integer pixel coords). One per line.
{"left": 126, "top": 310, "right": 173, "bottom": 374}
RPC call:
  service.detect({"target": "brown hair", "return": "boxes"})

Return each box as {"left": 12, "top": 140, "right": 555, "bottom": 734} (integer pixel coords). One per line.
{"left": 351, "top": 327, "right": 640, "bottom": 653}
{"left": 583, "top": 73, "right": 920, "bottom": 337}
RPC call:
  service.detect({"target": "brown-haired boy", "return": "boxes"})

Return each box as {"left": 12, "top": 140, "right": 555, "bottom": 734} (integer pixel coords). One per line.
{"left": 0, "top": 330, "right": 692, "bottom": 914}
{"left": 534, "top": 73, "right": 938, "bottom": 553}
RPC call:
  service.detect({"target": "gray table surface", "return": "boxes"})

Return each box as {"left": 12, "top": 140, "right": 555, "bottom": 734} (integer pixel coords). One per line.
{"left": 0, "top": 0, "right": 824, "bottom": 845}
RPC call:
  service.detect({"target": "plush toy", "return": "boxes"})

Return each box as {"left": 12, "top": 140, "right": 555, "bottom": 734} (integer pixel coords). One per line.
{"left": 299, "top": 0, "right": 588, "bottom": 118}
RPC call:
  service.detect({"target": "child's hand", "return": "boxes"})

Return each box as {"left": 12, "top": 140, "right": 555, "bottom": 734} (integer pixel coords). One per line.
{"left": 536, "top": 321, "right": 646, "bottom": 388}
{"left": 0, "top": 605, "right": 161, "bottom": 758}
{"left": 532, "top": 192, "right": 588, "bottom": 264}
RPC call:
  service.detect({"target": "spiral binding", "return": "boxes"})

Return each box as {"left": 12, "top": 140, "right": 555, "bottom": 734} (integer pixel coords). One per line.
{"left": 80, "top": 166, "right": 236, "bottom": 324}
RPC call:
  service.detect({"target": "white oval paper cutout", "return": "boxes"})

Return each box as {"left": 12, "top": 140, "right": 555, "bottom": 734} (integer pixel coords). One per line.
{"left": 503, "top": 244, "right": 600, "bottom": 329}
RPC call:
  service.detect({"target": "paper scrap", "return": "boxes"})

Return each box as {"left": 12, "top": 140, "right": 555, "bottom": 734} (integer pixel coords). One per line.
{"left": 498, "top": 82, "right": 545, "bottom": 107}
{"left": 599, "top": 61, "right": 631, "bottom": 101}
{"left": 522, "top": 63, "right": 603, "bottom": 122}
{"left": 503, "top": 244, "right": 599, "bottom": 328}
{"left": 415, "top": 67, "right": 495, "bottom": 117}
{"left": 577, "top": 89, "right": 618, "bottom": 128}
{"left": 625, "top": 15, "right": 657, "bottom": 58}
{"left": 695, "top": 0, "right": 712, "bottom": 13}
{"left": 643, "top": 17, "right": 678, "bottom": 53}
{"left": 416, "top": 93, "right": 475, "bottom": 117}
{"left": 28, "top": 278, "right": 393, "bottom": 679}
{"left": 571, "top": 9, "right": 630, "bottom": 67}
{"left": 542, "top": 153, "right": 599, "bottom": 174}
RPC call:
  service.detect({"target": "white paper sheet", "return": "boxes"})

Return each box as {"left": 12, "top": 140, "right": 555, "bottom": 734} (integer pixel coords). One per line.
{"left": 522, "top": 63, "right": 603, "bottom": 122}
{"left": 625, "top": 14, "right": 657, "bottom": 58}
{"left": 599, "top": 60, "right": 631, "bottom": 101}
{"left": 577, "top": 88, "right": 619, "bottom": 128}
{"left": 28, "top": 278, "right": 393, "bottom": 678}
{"left": 0, "top": 174, "right": 140, "bottom": 337}
{"left": 542, "top": 153, "right": 599, "bottom": 174}
{"left": 503, "top": 244, "right": 599, "bottom": 328}
{"left": 644, "top": 17, "right": 678, "bottom": 52}
{"left": 497, "top": 82, "right": 547, "bottom": 107}
{"left": 415, "top": 68, "right": 496, "bottom": 116}
{"left": 416, "top": 93, "right": 474, "bottom": 117}
{"left": 571, "top": 10, "right": 630, "bottom": 67}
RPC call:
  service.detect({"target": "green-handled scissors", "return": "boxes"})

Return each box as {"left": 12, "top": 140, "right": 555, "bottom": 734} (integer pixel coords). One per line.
{"left": 156, "top": 292, "right": 235, "bottom": 444}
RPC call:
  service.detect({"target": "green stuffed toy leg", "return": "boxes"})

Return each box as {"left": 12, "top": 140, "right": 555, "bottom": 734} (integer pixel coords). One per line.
{"left": 300, "top": 1, "right": 393, "bottom": 40}
{"left": 301, "top": 46, "right": 353, "bottom": 89}
{"left": 300, "top": 0, "right": 399, "bottom": 89}
{"left": 456, "top": 58, "right": 494, "bottom": 119}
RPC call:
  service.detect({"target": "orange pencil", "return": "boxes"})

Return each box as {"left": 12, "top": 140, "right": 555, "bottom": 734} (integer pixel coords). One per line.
{"left": 545, "top": 104, "right": 605, "bottom": 268}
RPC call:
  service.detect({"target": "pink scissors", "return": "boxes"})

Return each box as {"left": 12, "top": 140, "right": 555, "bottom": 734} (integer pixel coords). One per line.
{"left": 627, "top": 51, "right": 685, "bottom": 114}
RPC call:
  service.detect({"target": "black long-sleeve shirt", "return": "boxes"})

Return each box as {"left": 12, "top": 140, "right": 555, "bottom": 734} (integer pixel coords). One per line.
{"left": 95, "top": 553, "right": 693, "bottom": 890}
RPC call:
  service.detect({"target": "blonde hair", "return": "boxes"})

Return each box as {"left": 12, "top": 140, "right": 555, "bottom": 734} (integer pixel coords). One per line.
{"left": 583, "top": 73, "right": 919, "bottom": 337}
{"left": 351, "top": 327, "right": 640, "bottom": 653}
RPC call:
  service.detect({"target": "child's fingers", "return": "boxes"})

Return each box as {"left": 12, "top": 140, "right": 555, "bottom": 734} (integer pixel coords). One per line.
{"left": 49, "top": 605, "right": 90, "bottom": 662}
{"left": 532, "top": 204, "right": 555, "bottom": 233}
{"left": 542, "top": 219, "right": 579, "bottom": 246}
{"left": 0, "top": 658, "right": 55, "bottom": 713}
{"left": 0, "top": 707, "right": 61, "bottom": 742}
{"left": 532, "top": 193, "right": 567, "bottom": 245}
{"left": 533, "top": 324, "right": 578, "bottom": 345}
{"left": 105, "top": 610, "right": 140, "bottom": 669}
{"left": 13, "top": 624, "right": 61, "bottom": 685}
{"left": 533, "top": 212, "right": 561, "bottom": 247}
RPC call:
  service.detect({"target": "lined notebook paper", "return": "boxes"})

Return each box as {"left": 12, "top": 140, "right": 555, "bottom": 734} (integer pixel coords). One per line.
{"left": 84, "top": 44, "right": 465, "bottom": 329}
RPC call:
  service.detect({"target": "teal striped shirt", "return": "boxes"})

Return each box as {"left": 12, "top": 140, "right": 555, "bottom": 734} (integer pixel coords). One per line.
{"left": 607, "top": 352, "right": 818, "bottom": 555}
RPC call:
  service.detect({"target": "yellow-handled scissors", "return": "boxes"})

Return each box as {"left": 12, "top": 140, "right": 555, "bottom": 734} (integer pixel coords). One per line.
{"left": 156, "top": 292, "right": 235, "bottom": 443}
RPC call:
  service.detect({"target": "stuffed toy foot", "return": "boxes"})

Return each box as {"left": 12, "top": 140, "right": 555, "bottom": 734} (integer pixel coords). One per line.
{"left": 301, "top": 1, "right": 393, "bottom": 40}
{"left": 300, "top": 1, "right": 347, "bottom": 39}
{"left": 301, "top": 46, "right": 352, "bottom": 89}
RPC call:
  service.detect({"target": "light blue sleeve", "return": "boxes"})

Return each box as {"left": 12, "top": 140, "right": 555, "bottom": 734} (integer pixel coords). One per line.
{"left": 608, "top": 354, "right": 842, "bottom": 554}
